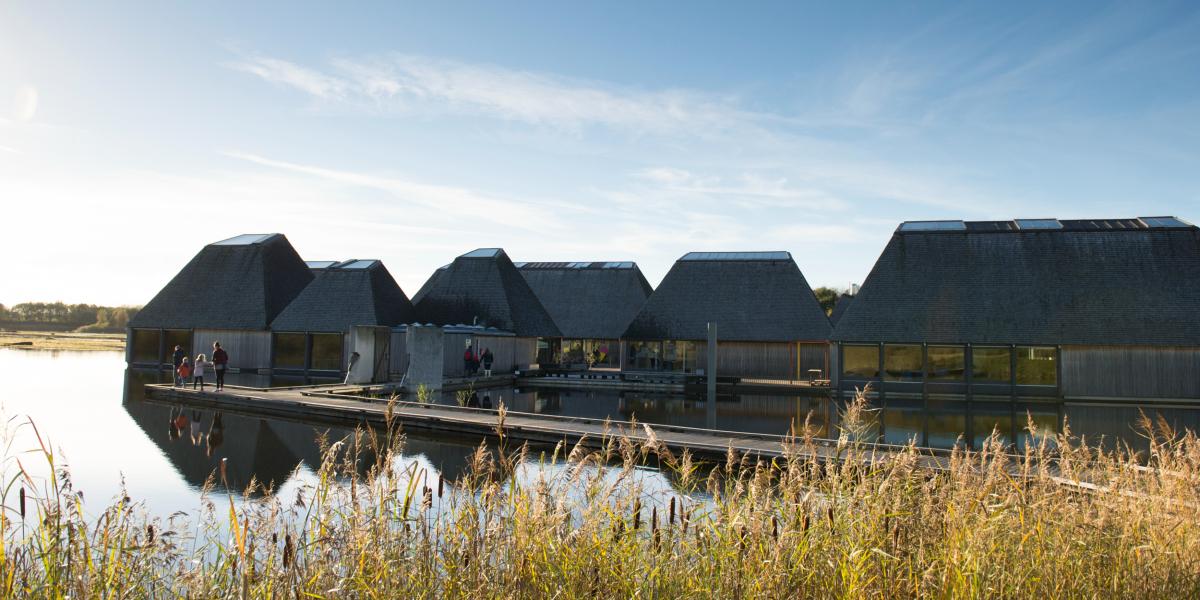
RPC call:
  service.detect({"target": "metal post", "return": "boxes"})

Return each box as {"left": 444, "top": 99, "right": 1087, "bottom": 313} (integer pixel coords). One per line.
{"left": 706, "top": 322, "right": 717, "bottom": 429}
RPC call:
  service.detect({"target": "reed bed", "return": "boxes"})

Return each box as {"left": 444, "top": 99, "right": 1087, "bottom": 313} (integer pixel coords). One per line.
{"left": 2, "top": 392, "right": 1199, "bottom": 598}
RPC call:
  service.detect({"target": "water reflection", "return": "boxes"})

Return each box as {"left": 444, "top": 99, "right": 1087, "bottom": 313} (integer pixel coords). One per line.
{"left": 3, "top": 349, "right": 1199, "bottom": 522}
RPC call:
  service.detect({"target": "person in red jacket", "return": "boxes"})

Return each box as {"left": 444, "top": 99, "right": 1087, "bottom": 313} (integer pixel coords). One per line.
{"left": 211, "top": 342, "right": 229, "bottom": 391}
{"left": 177, "top": 357, "right": 192, "bottom": 384}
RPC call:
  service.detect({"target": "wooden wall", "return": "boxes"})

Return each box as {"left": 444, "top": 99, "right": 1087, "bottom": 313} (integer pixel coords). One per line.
{"left": 193, "top": 329, "right": 271, "bottom": 372}
{"left": 1061, "top": 345, "right": 1200, "bottom": 400}
{"left": 442, "top": 333, "right": 537, "bottom": 378}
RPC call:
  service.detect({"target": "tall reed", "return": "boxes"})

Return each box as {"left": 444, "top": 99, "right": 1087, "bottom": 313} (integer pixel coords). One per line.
{"left": 2, "top": 391, "right": 1198, "bottom": 598}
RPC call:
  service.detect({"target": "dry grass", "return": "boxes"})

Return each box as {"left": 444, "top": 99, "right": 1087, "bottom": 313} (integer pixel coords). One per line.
{"left": 0, "top": 331, "right": 125, "bottom": 352}
{"left": 2, "top": 390, "right": 1199, "bottom": 598}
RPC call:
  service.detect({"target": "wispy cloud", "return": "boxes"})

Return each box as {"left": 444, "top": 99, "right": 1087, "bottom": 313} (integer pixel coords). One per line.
{"left": 229, "top": 53, "right": 753, "bottom": 133}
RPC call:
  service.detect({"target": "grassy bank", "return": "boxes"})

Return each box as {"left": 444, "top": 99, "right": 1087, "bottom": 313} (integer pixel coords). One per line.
{"left": 0, "top": 331, "right": 125, "bottom": 352}
{"left": 2, "top": 396, "right": 1198, "bottom": 598}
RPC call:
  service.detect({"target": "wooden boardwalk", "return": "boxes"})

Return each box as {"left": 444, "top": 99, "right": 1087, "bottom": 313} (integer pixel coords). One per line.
{"left": 143, "top": 383, "right": 953, "bottom": 469}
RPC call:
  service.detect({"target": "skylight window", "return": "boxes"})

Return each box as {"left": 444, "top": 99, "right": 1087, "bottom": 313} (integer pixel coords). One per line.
{"left": 1016, "top": 219, "right": 1062, "bottom": 230}
{"left": 1141, "top": 216, "right": 1192, "bottom": 228}
{"left": 681, "top": 251, "right": 791, "bottom": 261}
{"left": 602, "top": 262, "right": 634, "bottom": 269}
{"left": 339, "top": 260, "right": 376, "bottom": 269}
{"left": 212, "top": 233, "right": 276, "bottom": 245}
{"left": 305, "top": 260, "right": 338, "bottom": 270}
{"left": 897, "top": 221, "right": 967, "bottom": 232}
{"left": 461, "top": 248, "right": 502, "bottom": 258}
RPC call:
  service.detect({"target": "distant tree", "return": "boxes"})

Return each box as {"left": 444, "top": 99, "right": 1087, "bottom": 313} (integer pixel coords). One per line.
{"left": 812, "top": 287, "right": 844, "bottom": 316}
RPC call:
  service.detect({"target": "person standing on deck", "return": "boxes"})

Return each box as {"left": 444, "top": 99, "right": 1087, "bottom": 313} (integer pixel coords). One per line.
{"left": 177, "top": 357, "right": 192, "bottom": 388}
{"left": 212, "top": 342, "right": 228, "bottom": 391}
{"left": 464, "top": 346, "right": 475, "bottom": 377}
{"left": 193, "top": 354, "right": 211, "bottom": 390}
{"left": 172, "top": 345, "right": 185, "bottom": 387}
{"left": 482, "top": 348, "right": 494, "bottom": 377}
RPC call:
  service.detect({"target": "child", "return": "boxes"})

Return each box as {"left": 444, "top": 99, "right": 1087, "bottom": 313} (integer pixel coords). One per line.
{"left": 177, "top": 357, "right": 192, "bottom": 388}
{"left": 193, "top": 353, "right": 212, "bottom": 390}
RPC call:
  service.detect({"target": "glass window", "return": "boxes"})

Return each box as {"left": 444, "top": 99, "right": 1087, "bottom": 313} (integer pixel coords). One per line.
{"left": 842, "top": 345, "right": 879, "bottom": 379}
{"left": 1016, "top": 346, "right": 1057, "bottom": 386}
{"left": 563, "top": 339, "right": 585, "bottom": 364}
{"left": 661, "top": 340, "right": 697, "bottom": 373}
{"left": 628, "top": 341, "right": 661, "bottom": 370}
{"left": 884, "top": 344, "right": 923, "bottom": 381}
{"left": 585, "top": 340, "right": 617, "bottom": 367}
{"left": 927, "top": 345, "right": 965, "bottom": 381}
{"left": 273, "top": 333, "right": 306, "bottom": 370}
{"left": 310, "top": 333, "right": 344, "bottom": 371}
{"left": 535, "top": 338, "right": 555, "bottom": 366}
{"left": 131, "top": 329, "right": 161, "bottom": 364}
{"left": 162, "top": 329, "right": 192, "bottom": 362}
{"left": 971, "top": 347, "right": 1011, "bottom": 383}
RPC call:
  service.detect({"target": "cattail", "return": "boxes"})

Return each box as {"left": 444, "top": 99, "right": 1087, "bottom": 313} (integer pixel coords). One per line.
{"left": 437, "top": 474, "right": 444, "bottom": 498}
{"left": 632, "top": 500, "right": 641, "bottom": 530}
{"left": 652, "top": 507, "right": 660, "bottom": 550}
{"left": 669, "top": 497, "right": 676, "bottom": 525}
{"left": 272, "top": 532, "right": 278, "bottom": 545}
{"left": 423, "top": 486, "right": 433, "bottom": 510}
{"left": 739, "top": 526, "right": 747, "bottom": 551}
{"left": 19, "top": 487, "right": 25, "bottom": 519}
{"left": 147, "top": 525, "right": 155, "bottom": 545}
{"left": 772, "top": 516, "right": 778, "bottom": 541}
{"left": 827, "top": 506, "right": 834, "bottom": 528}
{"left": 802, "top": 513, "right": 810, "bottom": 532}
{"left": 282, "top": 534, "right": 293, "bottom": 568}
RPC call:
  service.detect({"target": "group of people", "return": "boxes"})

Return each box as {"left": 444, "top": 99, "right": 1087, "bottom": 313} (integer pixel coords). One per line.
{"left": 168, "top": 407, "right": 225, "bottom": 457}
{"left": 463, "top": 346, "right": 495, "bottom": 377}
{"left": 172, "top": 341, "right": 229, "bottom": 391}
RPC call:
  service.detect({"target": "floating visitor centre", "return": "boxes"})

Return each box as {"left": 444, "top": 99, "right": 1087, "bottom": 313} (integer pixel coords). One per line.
{"left": 128, "top": 216, "right": 1199, "bottom": 406}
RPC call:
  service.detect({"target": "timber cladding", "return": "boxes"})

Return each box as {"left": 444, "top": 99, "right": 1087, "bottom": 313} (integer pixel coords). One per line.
{"left": 193, "top": 329, "right": 271, "bottom": 372}
{"left": 1061, "top": 346, "right": 1200, "bottom": 400}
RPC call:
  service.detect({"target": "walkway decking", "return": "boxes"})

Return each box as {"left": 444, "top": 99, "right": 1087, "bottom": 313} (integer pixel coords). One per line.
{"left": 143, "top": 382, "right": 951, "bottom": 469}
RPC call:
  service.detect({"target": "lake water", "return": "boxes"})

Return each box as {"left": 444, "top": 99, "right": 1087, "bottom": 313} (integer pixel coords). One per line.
{"left": 2, "top": 349, "right": 1198, "bottom": 519}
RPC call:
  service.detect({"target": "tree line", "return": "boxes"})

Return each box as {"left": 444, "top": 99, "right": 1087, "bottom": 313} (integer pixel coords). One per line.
{"left": 0, "top": 302, "right": 141, "bottom": 333}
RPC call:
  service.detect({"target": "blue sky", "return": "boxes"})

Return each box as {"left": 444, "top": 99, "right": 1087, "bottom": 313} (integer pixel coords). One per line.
{"left": 1, "top": 1, "right": 1198, "bottom": 305}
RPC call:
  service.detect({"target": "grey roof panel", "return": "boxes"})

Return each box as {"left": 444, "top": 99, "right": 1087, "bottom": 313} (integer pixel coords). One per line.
{"left": 623, "top": 254, "right": 830, "bottom": 342}
{"left": 271, "top": 260, "right": 414, "bottom": 332}
{"left": 1016, "top": 219, "right": 1063, "bottom": 230}
{"left": 832, "top": 222, "right": 1200, "bottom": 345}
{"left": 131, "top": 234, "right": 313, "bottom": 330}
{"left": 518, "top": 262, "right": 653, "bottom": 339}
{"left": 413, "top": 249, "right": 560, "bottom": 337}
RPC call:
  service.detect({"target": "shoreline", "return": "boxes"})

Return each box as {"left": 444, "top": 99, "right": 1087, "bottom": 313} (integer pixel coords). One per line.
{"left": 0, "top": 330, "right": 125, "bottom": 352}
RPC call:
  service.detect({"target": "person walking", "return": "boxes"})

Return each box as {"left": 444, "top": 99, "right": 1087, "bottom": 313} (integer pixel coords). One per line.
{"left": 177, "top": 357, "right": 192, "bottom": 388}
{"left": 171, "top": 345, "right": 186, "bottom": 387}
{"left": 193, "top": 353, "right": 211, "bottom": 391}
{"left": 212, "top": 342, "right": 228, "bottom": 391}
{"left": 481, "top": 348, "right": 494, "bottom": 377}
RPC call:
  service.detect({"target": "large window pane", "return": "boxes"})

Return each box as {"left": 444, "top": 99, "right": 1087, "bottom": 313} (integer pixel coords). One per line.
{"left": 585, "top": 340, "right": 617, "bottom": 367}
{"left": 273, "top": 333, "right": 306, "bottom": 370}
{"left": 1016, "top": 346, "right": 1057, "bottom": 386}
{"left": 131, "top": 329, "right": 161, "bottom": 364}
{"left": 971, "top": 347, "right": 1011, "bottom": 383}
{"left": 884, "top": 344, "right": 923, "bottom": 381}
{"left": 663, "top": 340, "right": 696, "bottom": 372}
{"left": 563, "top": 339, "right": 585, "bottom": 364}
{"left": 162, "top": 329, "right": 192, "bottom": 362}
{"left": 842, "top": 345, "right": 879, "bottom": 379}
{"left": 972, "top": 399, "right": 1012, "bottom": 449}
{"left": 927, "top": 345, "right": 965, "bottom": 381}
{"left": 310, "top": 333, "right": 344, "bottom": 371}
{"left": 628, "top": 341, "right": 660, "bottom": 370}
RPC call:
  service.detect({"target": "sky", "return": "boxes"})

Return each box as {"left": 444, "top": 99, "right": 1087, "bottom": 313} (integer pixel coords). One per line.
{"left": 1, "top": 1, "right": 1198, "bottom": 306}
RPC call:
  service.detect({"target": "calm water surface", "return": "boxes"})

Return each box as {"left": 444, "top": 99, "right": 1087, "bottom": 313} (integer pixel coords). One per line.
{"left": 2, "top": 349, "right": 1198, "bottom": 519}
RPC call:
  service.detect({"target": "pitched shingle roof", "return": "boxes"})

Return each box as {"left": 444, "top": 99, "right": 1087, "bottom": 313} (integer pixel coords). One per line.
{"left": 622, "top": 252, "right": 831, "bottom": 342}
{"left": 828, "top": 294, "right": 854, "bottom": 326}
{"left": 516, "top": 262, "right": 653, "bottom": 339}
{"left": 413, "top": 249, "right": 561, "bottom": 337}
{"left": 270, "top": 260, "right": 415, "bottom": 333}
{"left": 832, "top": 217, "right": 1200, "bottom": 345}
{"left": 130, "top": 234, "right": 313, "bottom": 330}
